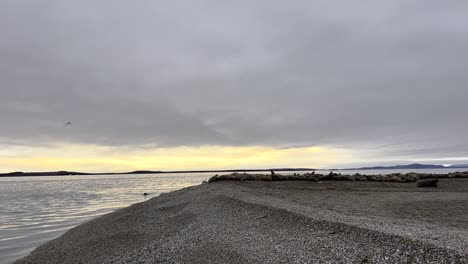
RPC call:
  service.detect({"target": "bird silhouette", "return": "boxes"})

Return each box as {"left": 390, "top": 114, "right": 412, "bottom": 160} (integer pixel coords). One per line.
{"left": 65, "top": 122, "right": 72, "bottom": 126}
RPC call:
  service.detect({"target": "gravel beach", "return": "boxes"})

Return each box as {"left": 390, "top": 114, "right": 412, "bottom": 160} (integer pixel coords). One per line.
{"left": 16, "top": 179, "right": 468, "bottom": 263}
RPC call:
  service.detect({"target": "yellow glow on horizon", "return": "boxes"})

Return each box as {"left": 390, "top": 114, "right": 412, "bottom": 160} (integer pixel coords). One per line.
{"left": 0, "top": 144, "right": 357, "bottom": 173}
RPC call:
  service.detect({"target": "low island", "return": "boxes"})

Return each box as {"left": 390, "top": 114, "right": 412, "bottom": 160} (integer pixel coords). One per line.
{"left": 16, "top": 172, "right": 468, "bottom": 263}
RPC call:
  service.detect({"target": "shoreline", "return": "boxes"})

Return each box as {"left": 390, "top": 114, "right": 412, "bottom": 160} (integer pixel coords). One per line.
{"left": 2, "top": 167, "right": 468, "bottom": 178}
{"left": 16, "top": 179, "right": 468, "bottom": 263}
{"left": 0, "top": 168, "right": 316, "bottom": 177}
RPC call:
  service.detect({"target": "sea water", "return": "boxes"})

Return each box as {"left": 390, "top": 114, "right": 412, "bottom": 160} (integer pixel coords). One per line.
{"left": 0, "top": 173, "right": 210, "bottom": 264}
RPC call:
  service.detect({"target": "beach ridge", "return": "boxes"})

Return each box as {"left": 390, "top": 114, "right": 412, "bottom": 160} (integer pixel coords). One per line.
{"left": 16, "top": 180, "right": 468, "bottom": 263}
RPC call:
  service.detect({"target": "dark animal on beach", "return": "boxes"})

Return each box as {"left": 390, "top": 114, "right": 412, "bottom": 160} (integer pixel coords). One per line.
{"left": 270, "top": 170, "right": 275, "bottom": 175}
{"left": 416, "top": 179, "right": 438, "bottom": 188}
{"left": 143, "top": 193, "right": 149, "bottom": 196}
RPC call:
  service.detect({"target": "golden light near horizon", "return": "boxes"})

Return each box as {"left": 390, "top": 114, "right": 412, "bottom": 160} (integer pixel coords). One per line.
{"left": 0, "top": 144, "right": 358, "bottom": 173}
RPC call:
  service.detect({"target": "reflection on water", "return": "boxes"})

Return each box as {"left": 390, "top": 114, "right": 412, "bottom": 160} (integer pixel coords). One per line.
{"left": 0, "top": 173, "right": 210, "bottom": 264}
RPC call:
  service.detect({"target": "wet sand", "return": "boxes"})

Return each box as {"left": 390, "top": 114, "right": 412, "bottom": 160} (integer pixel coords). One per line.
{"left": 16, "top": 179, "right": 468, "bottom": 263}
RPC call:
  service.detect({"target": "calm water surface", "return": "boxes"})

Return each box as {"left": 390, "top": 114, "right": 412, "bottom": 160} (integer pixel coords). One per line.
{"left": 0, "top": 173, "right": 210, "bottom": 264}
{"left": 0, "top": 168, "right": 466, "bottom": 263}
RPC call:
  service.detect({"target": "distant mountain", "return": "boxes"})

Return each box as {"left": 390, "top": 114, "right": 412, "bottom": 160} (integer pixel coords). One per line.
{"left": 344, "top": 163, "right": 447, "bottom": 170}
{"left": 449, "top": 164, "right": 468, "bottom": 169}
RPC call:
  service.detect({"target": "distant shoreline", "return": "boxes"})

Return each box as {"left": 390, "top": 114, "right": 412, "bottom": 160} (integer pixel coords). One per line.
{"left": 3, "top": 163, "right": 468, "bottom": 177}
{"left": 0, "top": 168, "right": 316, "bottom": 177}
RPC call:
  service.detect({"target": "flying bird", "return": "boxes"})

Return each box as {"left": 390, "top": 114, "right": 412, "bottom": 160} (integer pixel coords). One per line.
{"left": 65, "top": 122, "right": 72, "bottom": 126}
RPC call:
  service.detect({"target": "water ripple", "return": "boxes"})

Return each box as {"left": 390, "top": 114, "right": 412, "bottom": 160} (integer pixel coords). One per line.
{"left": 0, "top": 173, "right": 210, "bottom": 264}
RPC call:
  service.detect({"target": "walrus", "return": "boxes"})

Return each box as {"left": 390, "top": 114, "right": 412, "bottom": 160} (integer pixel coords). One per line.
{"left": 416, "top": 179, "right": 438, "bottom": 187}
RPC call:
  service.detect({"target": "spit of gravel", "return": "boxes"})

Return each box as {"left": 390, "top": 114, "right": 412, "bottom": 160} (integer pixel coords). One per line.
{"left": 16, "top": 179, "right": 468, "bottom": 264}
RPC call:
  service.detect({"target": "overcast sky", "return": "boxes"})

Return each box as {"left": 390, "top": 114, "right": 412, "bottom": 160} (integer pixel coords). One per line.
{"left": 1, "top": 0, "right": 468, "bottom": 170}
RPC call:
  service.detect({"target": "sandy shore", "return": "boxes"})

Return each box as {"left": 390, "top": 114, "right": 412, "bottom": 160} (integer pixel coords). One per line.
{"left": 16, "top": 179, "right": 468, "bottom": 263}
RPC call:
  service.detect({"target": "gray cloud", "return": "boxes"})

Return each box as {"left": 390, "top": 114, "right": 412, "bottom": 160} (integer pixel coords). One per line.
{"left": 1, "top": 0, "right": 468, "bottom": 161}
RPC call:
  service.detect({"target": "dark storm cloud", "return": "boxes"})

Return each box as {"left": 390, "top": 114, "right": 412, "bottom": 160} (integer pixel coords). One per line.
{"left": 1, "top": 0, "right": 468, "bottom": 159}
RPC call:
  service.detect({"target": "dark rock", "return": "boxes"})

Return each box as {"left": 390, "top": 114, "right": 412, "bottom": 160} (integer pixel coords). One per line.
{"left": 416, "top": 179, "right": 438, "bottom": 188}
